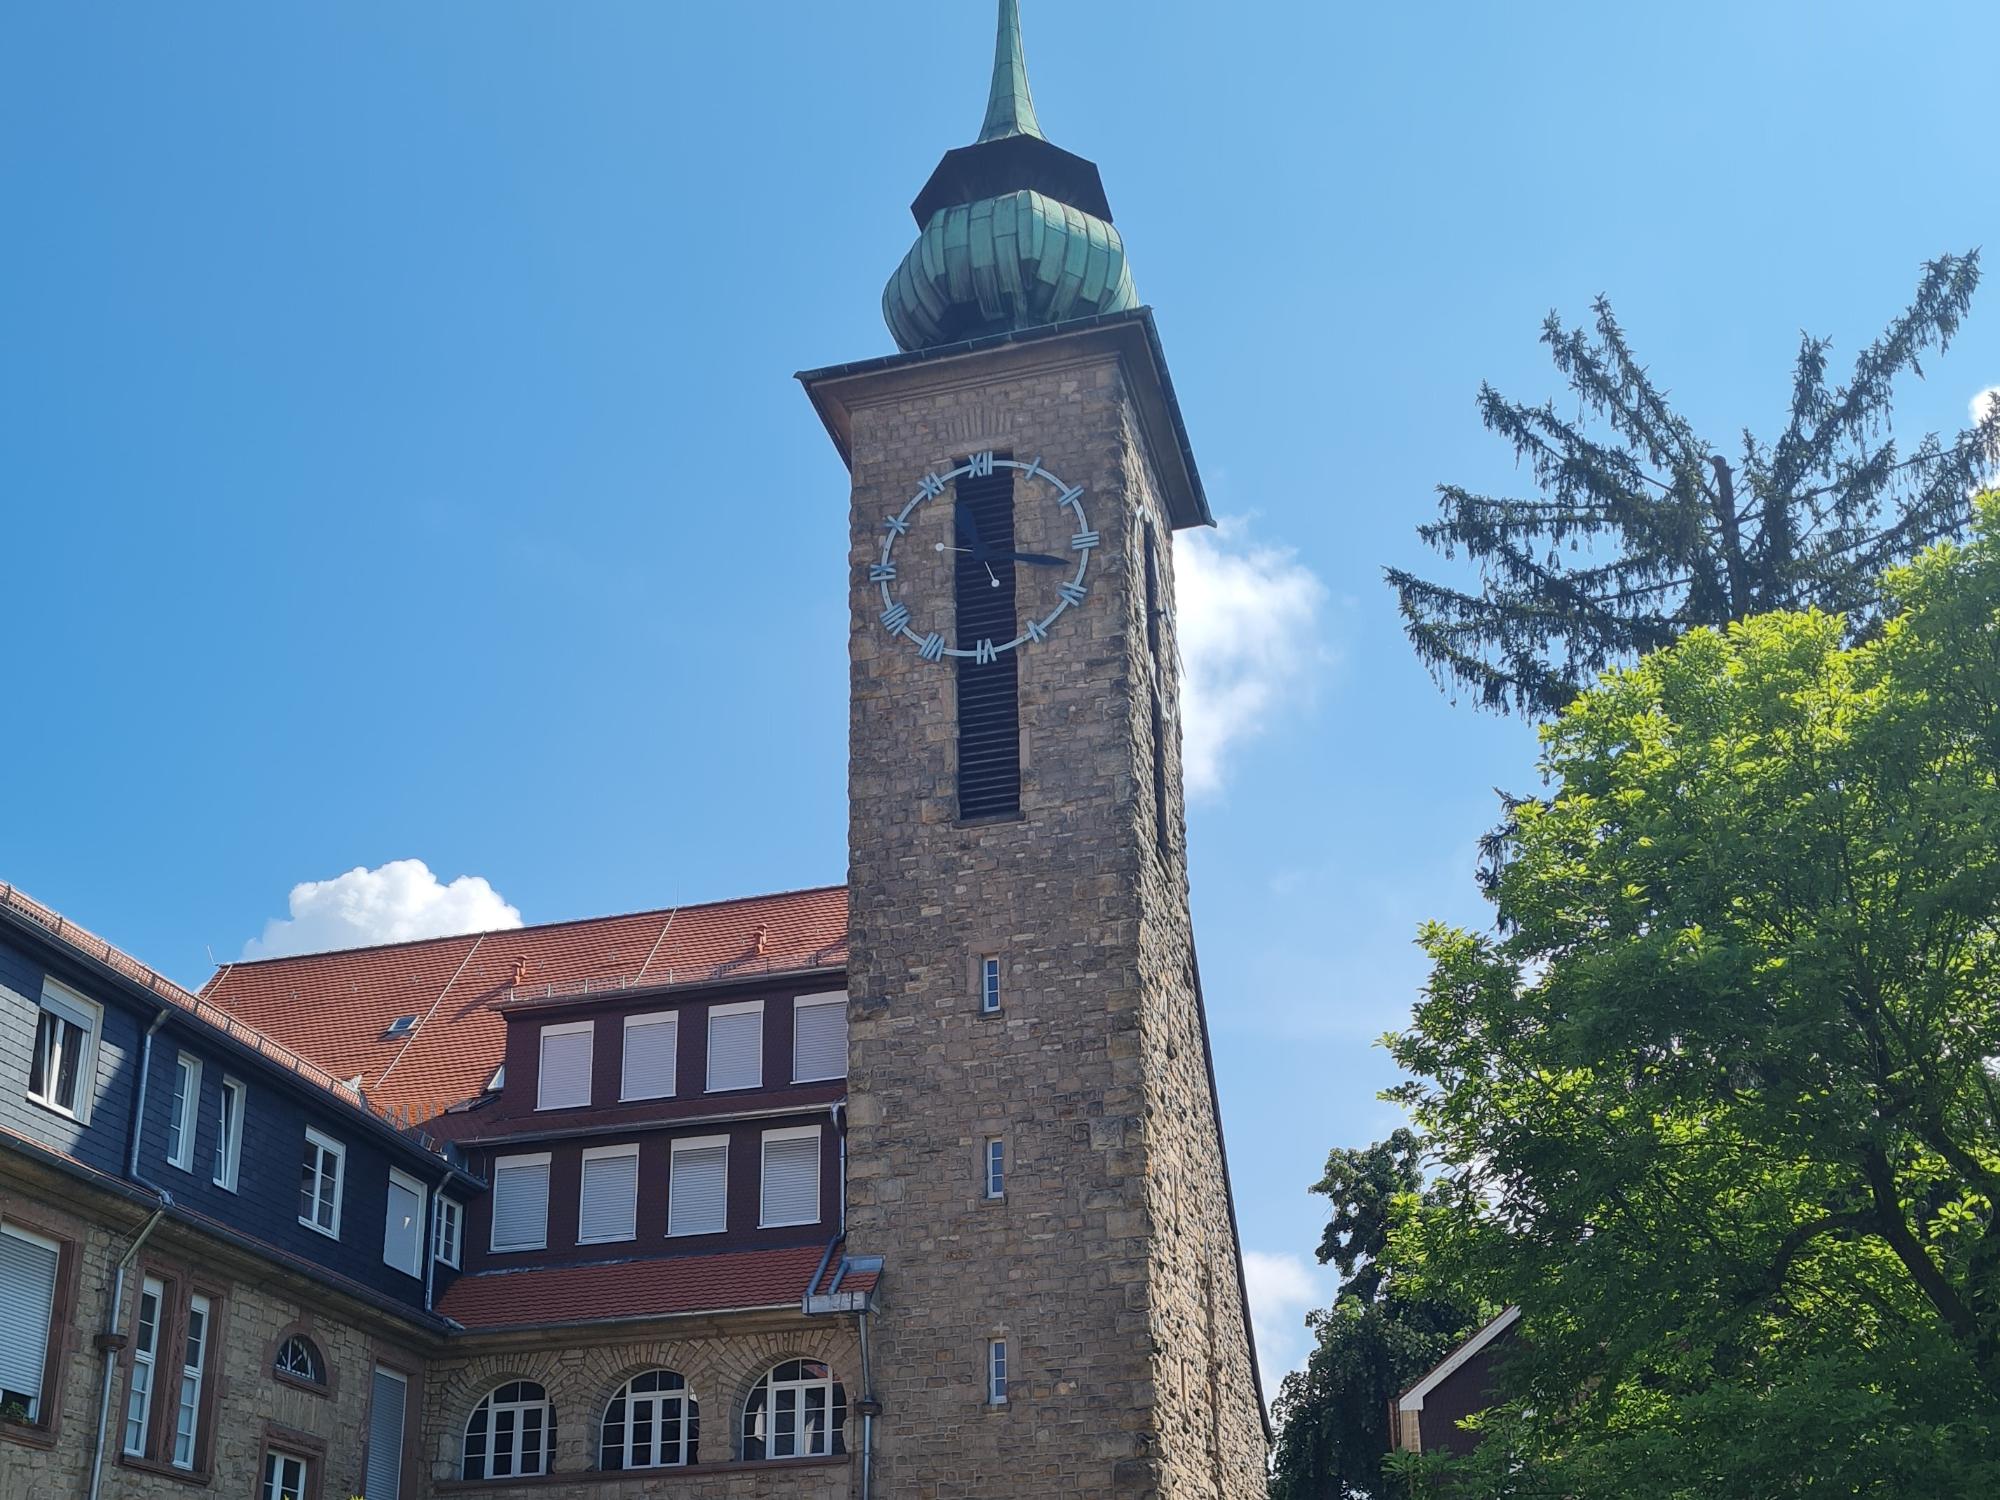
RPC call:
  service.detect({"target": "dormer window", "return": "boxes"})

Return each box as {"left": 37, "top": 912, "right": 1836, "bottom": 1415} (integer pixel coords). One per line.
{"left": 383, "top": 1015, "right": 420, "bottom": 1040}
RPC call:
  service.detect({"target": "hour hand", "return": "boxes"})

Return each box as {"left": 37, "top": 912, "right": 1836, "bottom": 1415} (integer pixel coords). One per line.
{"left": 955, "top": 504, "right": 990, "bottom": 560}
{"left": 1001, "top": 551, "right": 1068, "bottom": 567}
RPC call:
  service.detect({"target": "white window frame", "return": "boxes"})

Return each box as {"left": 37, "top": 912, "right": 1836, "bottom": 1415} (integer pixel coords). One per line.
{"left": 988, "top": 1338, "right": 1008, "bottom": 1404}
{"left": 299, "top": 1127, "right": 346, "bottom": 1239}
{"left": 985, "top": 1137, "right": 1006, "bottom": 1200}
{"left": 745, "top": 1360, "right": 843, "bottom": 1460}
{"left": 434, "top": 1197, "right": 462, "bottom": 1268}
{"left": 600, "top": 1369, "right": 696, "bottom": 1470}
{"left": 758, "top": 1124, "right": 821, "bottom": 1229}
{"left": 578, "top": 1143, "right": 641, "bottom": 1246}
{"left": 981, "top": 955, "right": 1002, "bottom": 1015}
{"left": 705, "top": 1000, "right": 764, "bottom": 1093}
{"left": 791, "top": 993, "right": 847, "bottom": 1084}
{"left": 464, "top": 1381, "right": 554, "bottom": 1479}
{"left": 0, "top": 1221, "right": 61, "bottom": 1424}
{"left": 535, "top": 1020, "right": 594, "bottom": 1112}
{"left": 667, "top": 1134, "right": 729, "bottom": 1238}
{"left": 165, "top": 1052, "right": 201, "bottom": 1172}
{"left": 620, "top": 1011, "right": 679, "bottom": 1102}
{"left": 489, "top": 1152, "right": 552, "bottom": 1253}
{"left": 171, "top": 1291, "right": 210, "bottom": 1469}
{"left": 383, "top": 1167, "right": 426, "bottom": 1279}
{"left": 212, "top": 1076, "right": 245, "bottom": 1192}
{"left": 263, "top": 1448, "right": 311, "bottom": 1500}
{"left": 28, "top": 979, "right": 101, "bottom": 1123}
{"left": 123, "top": 1275, "right": 163, "bottom": 1455}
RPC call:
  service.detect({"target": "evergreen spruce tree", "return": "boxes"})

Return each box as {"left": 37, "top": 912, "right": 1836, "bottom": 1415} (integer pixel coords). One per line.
{"left": 1388, "top": 252, "right": 1998, "bottom": 714}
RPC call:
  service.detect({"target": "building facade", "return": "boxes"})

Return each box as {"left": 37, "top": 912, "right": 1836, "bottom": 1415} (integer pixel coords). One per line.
{"left": 0, "top": 4, "right": 1267, "bottom": 1497}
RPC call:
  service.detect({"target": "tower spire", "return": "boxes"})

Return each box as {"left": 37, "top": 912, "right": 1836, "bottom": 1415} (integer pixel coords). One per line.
{"left": 977, "top": 0, "right": 1044, "bottom": 143}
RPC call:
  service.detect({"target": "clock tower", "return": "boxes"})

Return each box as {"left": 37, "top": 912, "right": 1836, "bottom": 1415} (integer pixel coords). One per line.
{"left": 799, "top": 4, "right": 1269, "bottom": 1495}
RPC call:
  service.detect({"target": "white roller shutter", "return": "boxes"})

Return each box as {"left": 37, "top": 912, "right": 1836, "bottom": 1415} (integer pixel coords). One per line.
{"left": 792, "top": 994, "right": 848, "bottom": 1082}
{"left": 668, "top": 1137, "right": 728, "bottom": 1237}
{"left": 0, "top": 1225, "right": 59, "bottom": 1418}
{"left": 706, "top": 1003, "right": 763, "bottom": 1092}
{"left": 537, "top": 1023, "right": 594, "bottom": 1110}
{"left": 490, "top": 1154, "right": 550, "bottom": 1252}
{"left": 621, "top": 1013, "right": 678, "bottom": 1101}
{"left": 383, "top": 1170, "right": 424, "bottom": 1277}
{"left": 578, "top": 1147, "right": 639, "bottom": 1244}
{"left": 760, "top": 1127, "right": 821, "bottom": 1227}
{"left": 365, "top": 1366, "right": 408, "bottom": 1500}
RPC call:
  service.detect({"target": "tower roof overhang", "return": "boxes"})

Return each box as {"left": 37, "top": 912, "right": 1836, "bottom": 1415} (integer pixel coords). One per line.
{"left": 910, "top": 134, "right": 1114, "bottom": 227}
{"left": 796, "top": 307, "right": 1214, "bottom": 531}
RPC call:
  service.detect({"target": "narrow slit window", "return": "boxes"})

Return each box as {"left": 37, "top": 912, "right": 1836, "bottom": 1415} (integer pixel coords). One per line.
{"left": 985, "top": 1138, "right": 1005, "bottom": 1199}
{"left": 166, "top": 1053, "right": 201, "bottom": 1171}
{"left": 988, "top": 1338, "right": 1009, "bottom": 1404}
{"left": 980, "top": 956, "right": 1002, "bottom": 1015}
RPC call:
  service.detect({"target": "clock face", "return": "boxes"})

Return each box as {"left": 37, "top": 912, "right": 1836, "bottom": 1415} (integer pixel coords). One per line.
{"left": 870, "top": 452, "right": 1095, "bottom": 662}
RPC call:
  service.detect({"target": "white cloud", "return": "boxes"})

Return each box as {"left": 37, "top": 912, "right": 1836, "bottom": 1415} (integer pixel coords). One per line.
{"left": 243, "top": 859, "right": 523, "bottom": 959}
{"left": 1242, "top": 1248, "right": 1336, "bottom": 1400}
{"left": 1971, "top": 386, "right": 1999, "bottom": 426}
{"left": 1176, "top": 520, "right": 1329, "bottom": 798}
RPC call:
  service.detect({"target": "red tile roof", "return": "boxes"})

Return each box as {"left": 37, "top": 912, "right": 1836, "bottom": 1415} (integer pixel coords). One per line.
{"left": 198, "top": 886, "right": 848, "bottom": 1122}
{"left": 435, "top": 1242, "right": 877, "bottom": 1330}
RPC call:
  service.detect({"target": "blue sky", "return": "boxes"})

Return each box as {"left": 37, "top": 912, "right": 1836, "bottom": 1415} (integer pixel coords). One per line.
{"left": 4, "top": 1, "right": 1996, "bottom": 1390}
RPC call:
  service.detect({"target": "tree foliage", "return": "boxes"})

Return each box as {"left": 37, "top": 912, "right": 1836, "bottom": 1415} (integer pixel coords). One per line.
{"left": 1388, "top": 253, "right": 1999, "bottom": 714}
{"left": 1269, "top": 1131, "right": 1479, "bottom": 1500}
{"left": 1386, "top": 500, "right": 2000, "bottom": 1496}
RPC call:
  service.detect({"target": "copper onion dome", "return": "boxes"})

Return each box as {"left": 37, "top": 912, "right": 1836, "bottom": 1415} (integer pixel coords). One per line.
{"left": 882, "top": 0, "right": 1139, "bottom": 352}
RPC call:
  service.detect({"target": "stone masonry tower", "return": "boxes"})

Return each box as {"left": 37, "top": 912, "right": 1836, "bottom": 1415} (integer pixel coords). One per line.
{"left": 800, "top": 5, "right": 1269, "bottom": 1495}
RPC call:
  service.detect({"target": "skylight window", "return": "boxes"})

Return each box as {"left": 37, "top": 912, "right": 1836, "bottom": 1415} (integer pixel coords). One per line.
{"left": 383, "top": 1014, "right": 421, "bottom": 1040}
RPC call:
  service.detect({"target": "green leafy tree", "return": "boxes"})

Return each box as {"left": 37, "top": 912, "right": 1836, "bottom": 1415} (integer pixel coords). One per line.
{"left": 1269, "top": 1131, "right": 1479, "bottom": 1500}
{"left": 1388, "top": 252, "right": 1999, "bottom": 714}
{"left": 1385, "top": 500, "right": 2000, "bottom": 1496}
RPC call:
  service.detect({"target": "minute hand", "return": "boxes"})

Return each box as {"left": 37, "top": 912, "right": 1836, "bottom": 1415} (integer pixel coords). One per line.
{"left": 999, "top": 551, "right": 1068, "bottom": 567}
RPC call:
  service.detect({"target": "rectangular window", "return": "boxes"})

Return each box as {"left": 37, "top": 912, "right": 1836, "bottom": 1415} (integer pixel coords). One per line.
{"left": 434, "top": 1197, "right": 462, "bottom": 1268}
{"left": 165, "top": 1052, "right": 201, "bottom": 1171}
{"left": 667, "top": 1135, "right": 728, "bottom": 1237}
{"left": 364, "top": 1366, "right": 408, "bottom": 1500}
{"left": 578, "top": 1144, "right": 640, "bottom": 1245}
{"left": 383, "top": 1168, "right": 426, "bottom": 1278}
{"left": 954, "top": 458, "right": 1022, "bottom": 819}
{"left": 489, "top": 1152, "right": 551, "bottom": 1252}
{"left": 298, "top": 1128, "right": 345, "bottom": 1239}
{"left": 263, "top": 1449, "right": 310, "bottom": 1500}
{"left": 536, "top": 1020, "right": 594, "bottom": 1111}
{"left": 989, "top": 1338, "right": 1008, "bottom": 1404}
{"left": 27, "top": 980, "right": 100, "bottom": 1122}
{"left": 705, "top": 1001, "right": 763, "bottom": 1092}
{"left": 620, "top": 1012, "right": 678, "bottom": 1101}
{"left": 981, "top": 955, "right": 1002, "bottom": 1014}
{"left": 0, "top": 1222, "right": 61, "bottom": 1425}
{"left": 985, "top": 1138, "right": 1006, "bottom": 1200}
{"left": 759, "top": 1125, "right": 821, "bottom": 1228}
{"left": 792, "top": 993, "right": 847, "bottom": 1083}
{"left": 123, "top": 1276, "right": 162, "bottom": 1455}
{"left": 212, "top": 1077, "right": 245, "bottom": 1191}
{"left": 171, "top": 1292, "right": 210, "bottom": 1468}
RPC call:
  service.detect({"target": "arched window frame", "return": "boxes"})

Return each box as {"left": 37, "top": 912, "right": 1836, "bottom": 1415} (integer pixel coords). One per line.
{"left": 270, "top": 1334, "right": 325, "bottom": 1389}
{"left": 462, "top": 1380, "right": 555, "bottom": 1480}
{"left": 598, "top": 1369, "right": 698, "bottom": 1471}
{"left": 741, "top": 1359, "right": 845, "bottom": 1461}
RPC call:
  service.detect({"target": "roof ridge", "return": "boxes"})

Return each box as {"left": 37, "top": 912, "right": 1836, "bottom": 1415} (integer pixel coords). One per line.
{"left": 218, "top": 881, "right": 848, "bottom": 969}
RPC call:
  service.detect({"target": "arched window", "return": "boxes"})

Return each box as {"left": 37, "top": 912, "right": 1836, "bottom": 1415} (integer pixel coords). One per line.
{"left": 742, "top": 1359, "right": 845, "bottom": 1461}
{"left": 599, "top": 1369, "right": 698, "bottom": 1470}
{"left": 272, "top": 1335, "right": 324, "bottom": 1386}
{"left": 463, "top": 1381, "right": 555, "bottom": 1480}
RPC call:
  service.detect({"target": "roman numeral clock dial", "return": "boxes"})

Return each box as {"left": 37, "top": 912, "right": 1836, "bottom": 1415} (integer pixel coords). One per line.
{"left": 871, "top": 452, "right": 1094, "bottom": 662}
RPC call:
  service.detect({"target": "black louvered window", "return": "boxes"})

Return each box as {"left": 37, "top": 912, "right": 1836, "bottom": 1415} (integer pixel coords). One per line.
{"left": 955, "top": 460, "right": 1021, "bottom": 820}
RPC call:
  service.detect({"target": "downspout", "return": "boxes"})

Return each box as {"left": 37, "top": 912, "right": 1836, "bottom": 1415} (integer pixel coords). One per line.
{"left": 831, "top": 1099, "right": 846, "bottom": 1233}
{"left": 857, "top": 1307, "right": 875, "bottom": 1500}
{"left": 91, "top": 1010, "right": 174, "bottom": 1500}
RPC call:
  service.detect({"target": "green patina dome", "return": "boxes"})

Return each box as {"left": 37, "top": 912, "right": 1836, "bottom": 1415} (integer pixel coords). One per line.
{"left": 883, "top": 0, "right": 1139, "bottom": 352}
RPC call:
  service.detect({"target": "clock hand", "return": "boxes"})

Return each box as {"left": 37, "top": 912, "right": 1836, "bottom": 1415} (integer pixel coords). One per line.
{"left": 1000, "top": 551, "right": 1068, "bottom": 567}
{"left": 955, "top": 505, "right": 991, "bottom": 561}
